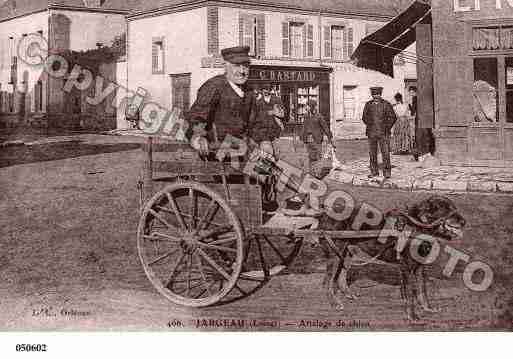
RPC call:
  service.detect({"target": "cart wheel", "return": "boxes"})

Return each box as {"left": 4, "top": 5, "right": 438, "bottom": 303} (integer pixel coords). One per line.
{"left": 137, "top": 181, "right": 244, "bottom": 307}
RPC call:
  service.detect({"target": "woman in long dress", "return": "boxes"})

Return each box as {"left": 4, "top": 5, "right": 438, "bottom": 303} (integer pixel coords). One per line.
{"left": 391, "top": 93, "right": 414, "bottom": 154}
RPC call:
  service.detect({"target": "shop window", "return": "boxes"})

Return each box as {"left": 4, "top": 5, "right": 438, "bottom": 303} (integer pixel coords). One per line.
{"left": 152, "top": 37, "right": 164, "bottom": 74}
{"left": 506, "top": 58, "right": 513, "bottom": 123}
{"left": 473, "top": 58, "right": 498, "bottom": 123}
{"left": 171, "top": 73, "right": 191, "bottom": 114}
{"left": 473, "top": 26, "right": 513, "bottom": 51}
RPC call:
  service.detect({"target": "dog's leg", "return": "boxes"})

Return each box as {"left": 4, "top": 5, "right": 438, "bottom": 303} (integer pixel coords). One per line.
{"left": 326, "top": 258, "right": 346, "bottom": 311}
{"left": 400, "top": 265, "right": 420, "bottom": 321}
{"left": 414, "top": 266, "right": 440, "bottom": 313}
{"left": 337, "top": 254, "right": 359, "bottom": 300}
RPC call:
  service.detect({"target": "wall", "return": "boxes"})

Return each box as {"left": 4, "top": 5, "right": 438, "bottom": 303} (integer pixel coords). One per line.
{"left": 0, "top": 11, "right": 49, "bottom": 118}
{"left": 50, "top": 9, "right": 126, "bottom": 51}
{"left": 127, "top": 7, "right": 208, "bottom": 123}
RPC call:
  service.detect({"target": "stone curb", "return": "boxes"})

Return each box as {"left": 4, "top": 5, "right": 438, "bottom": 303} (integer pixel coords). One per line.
{"left": 329, "top": 170, "right": 510, "bottom": 195}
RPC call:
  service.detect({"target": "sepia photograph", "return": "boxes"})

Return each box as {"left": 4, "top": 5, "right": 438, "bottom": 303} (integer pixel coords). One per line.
{"left": 0, "top": 0, "right": 512, "bottom": 349}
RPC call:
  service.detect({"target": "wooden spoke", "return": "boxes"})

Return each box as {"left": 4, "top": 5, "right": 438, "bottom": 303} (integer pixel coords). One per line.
{"left": 196, "top": 248, "right": 231, "bottom": 282}
{"left": 195, "top": 254, "right": 214, "bottom": 298}
{"left": 180, "top": 212, "right": 226, "bottom": 228}
{"left": 148, "top": 249, "right": 180, "bottom": 266}
{"left": 199, "top": 225, "right": 234, "bottom": 240}
{"left": 166, "top": 192, "right": 187, "bottom": 231}
{"left": 148, "top": 209, "right": 178, "bottom": 231}
{"left": 262, "top": 235, "right": 286, "bottom": 263}
{"left": 198, "top": 242, "right": 237, "bottom": 253}
{"left": 165, "top": 252, "right": 186, "bottom": 289}
{"left": 189, "top": 188, "right": 197, "bottom": 230}
{"left": 205, "top": 235, "right": 238, "bottom": 246}
{"left": 196, "top": 200, "right": 219, "bottom": 232}
{"left": 144, "top": 232, "right": 182, "bottom": 243}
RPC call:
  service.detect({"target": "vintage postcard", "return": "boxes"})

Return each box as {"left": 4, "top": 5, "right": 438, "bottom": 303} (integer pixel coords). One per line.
{"left": 0, "top": 0, "right": 512, "bottom": 343}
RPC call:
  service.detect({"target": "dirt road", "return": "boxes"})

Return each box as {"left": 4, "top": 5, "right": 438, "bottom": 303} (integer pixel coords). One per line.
{"left": 1, "top": 135, "right": 512, "bottom": 331}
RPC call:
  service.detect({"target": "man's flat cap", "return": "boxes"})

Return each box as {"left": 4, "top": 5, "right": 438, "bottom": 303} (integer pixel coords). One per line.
{"left": 221, "top": 46, "right": 251, "bottom": 64}
{"left": 370, "top": 86, "right": 383, "bottom": 95}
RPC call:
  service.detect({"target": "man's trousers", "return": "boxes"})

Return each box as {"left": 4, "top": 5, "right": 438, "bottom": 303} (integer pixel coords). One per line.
{"left": 368, "top": 136, "right": 391, "bottom": 177}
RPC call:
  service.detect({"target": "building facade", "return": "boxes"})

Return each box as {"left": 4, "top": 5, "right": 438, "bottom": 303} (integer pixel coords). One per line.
{"left": 125, "top": 0, "right": 417, "bottom": 139}
{"left": 431, "top": 0, "right": 513, "bottom": 167}
{"left": 0, "top": 0, "right": 134, "bottom": 129}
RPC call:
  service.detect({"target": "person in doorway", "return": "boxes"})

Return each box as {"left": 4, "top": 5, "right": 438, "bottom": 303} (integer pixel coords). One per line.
{"left": 391, "top": 93, "right": 414, "bottom": 154}
{"left": 361, "top": 86, "right": 397, "bottom": 179}
{"left": 409, "top": 86, "right": 435, "bottom": 161}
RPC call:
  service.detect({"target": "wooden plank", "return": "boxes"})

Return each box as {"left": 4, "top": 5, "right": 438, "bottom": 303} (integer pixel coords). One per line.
{"left": 153, "top": 161, "right": 242, "bottom": 176}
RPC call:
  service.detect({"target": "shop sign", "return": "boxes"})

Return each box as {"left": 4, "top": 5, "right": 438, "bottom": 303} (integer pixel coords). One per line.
{"left": 250, "top": 69, "right": 319, "bottom": 82}
{"left": 454, "top": 0, "right": 513, "bottom": 12}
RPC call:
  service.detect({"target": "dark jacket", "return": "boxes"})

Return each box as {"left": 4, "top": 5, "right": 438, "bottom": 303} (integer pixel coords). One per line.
{"left": 301, "top": 112, "right": 333, "bottom": 144}
{"left": 248, "top": 96, "right": 282, "bottom": 143}
{"left": 361, "top": 98, "right": 397, "bottom": 138}
{"left": 185, "top": 75, "right": 254, "bottom": 142}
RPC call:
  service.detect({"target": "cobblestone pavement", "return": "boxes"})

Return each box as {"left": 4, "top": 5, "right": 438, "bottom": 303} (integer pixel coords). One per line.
{"left": 327, "top": 153, "right": 513, "bottom": 194}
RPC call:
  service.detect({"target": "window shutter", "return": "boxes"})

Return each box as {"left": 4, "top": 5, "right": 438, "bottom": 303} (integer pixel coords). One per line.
{"left": 307, "top": 24, "right": 314, "bottom": 57}
{"left": 239, "top": 14, "right": 245, "bottom": 46}
{"left": 243, "top": 16, "right": 255, "bottom": 55}
{"left": 207, "top": 7, "right": 219, "bottom": 54}
{"left": 256, "top": 14, "right": 265, "bottom": 57}
{"left": 324, "top": 26, "right": 331, "bottom": 58}
{"left": 302, "top": 24, "right": 307, "bottom": 58}
{"left": 152, "top": 42, "right": 158, "bottom": 72}
{"left": 282, "top": 22, "right": 289, "bottom": 56}
{"left": 344, "top": 27, "right": 354, "bottom": 59}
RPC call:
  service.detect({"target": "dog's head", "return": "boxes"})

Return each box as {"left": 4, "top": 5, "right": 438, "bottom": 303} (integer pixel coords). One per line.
{"left": 408, "top": 196, "right": 466, "bottom": 240}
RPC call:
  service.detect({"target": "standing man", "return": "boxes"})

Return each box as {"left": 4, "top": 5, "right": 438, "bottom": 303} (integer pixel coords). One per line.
{"left": 361, "top": 86, "right": 397, "bottom": 179}
{"left": 186, "top": 46, "right": 254, "bottom": 155}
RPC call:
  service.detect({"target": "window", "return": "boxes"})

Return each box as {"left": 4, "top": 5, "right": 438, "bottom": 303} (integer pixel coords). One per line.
{"left": 331, "top": 26, "right": 344, "bottom": 60}
{"left": 324, "top": 26, "right": 353, "bottom": 60}
{"left": 152, "top": 37, "right": 164, "bottom": 74}
{"left": 344, "top": 27, "right": 354, "bottom": 59}
{"left": 240, "top": 14, "right": 265, "bottom": 57}
{"left": 472, "top": 26, "right": 513, "bottom": 51}
{"left": 242, "top": 16, "right": 256, "bottom": 55}
{"left": 473, "top": 58, "right": 498, "bottom": 123}
{"left": 289, "top": 22, "right": 303, "bottom": 58}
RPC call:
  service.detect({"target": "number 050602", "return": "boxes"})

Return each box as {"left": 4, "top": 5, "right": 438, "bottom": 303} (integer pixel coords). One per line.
{"left": 16, "top": 344, "right": 47, "bottom": 352}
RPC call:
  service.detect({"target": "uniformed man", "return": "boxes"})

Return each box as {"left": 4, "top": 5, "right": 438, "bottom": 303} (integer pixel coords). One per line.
{"left": 361, "top": 86, "right": 397, "bottom": 179}
{"left": 186, "top": 46, "right": 254, "bottom": 155}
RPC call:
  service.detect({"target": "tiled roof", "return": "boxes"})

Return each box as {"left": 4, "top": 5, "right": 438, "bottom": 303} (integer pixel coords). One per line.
{"left": 132, "top": 0, "right": 413, "bottom": 18}
{"left": 0, "top": 0, "right": 139, "bottom": 22}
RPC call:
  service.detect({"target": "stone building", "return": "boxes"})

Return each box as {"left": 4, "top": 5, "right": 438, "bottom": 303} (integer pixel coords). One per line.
{"left": 123, "top": 0, "right": 417, "bottom": 139}
{"left": 0, "top": 0, "right": 136, "bottom": 129}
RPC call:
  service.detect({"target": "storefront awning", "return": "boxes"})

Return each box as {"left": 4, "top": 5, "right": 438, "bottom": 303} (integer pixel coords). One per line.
{"left": 351, "top": 0, "right": 431, "bottom": 77}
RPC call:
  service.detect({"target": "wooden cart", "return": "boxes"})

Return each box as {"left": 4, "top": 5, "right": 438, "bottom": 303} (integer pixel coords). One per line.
{"left": 137, "top": 136, "right": 389, "bottom": 307}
